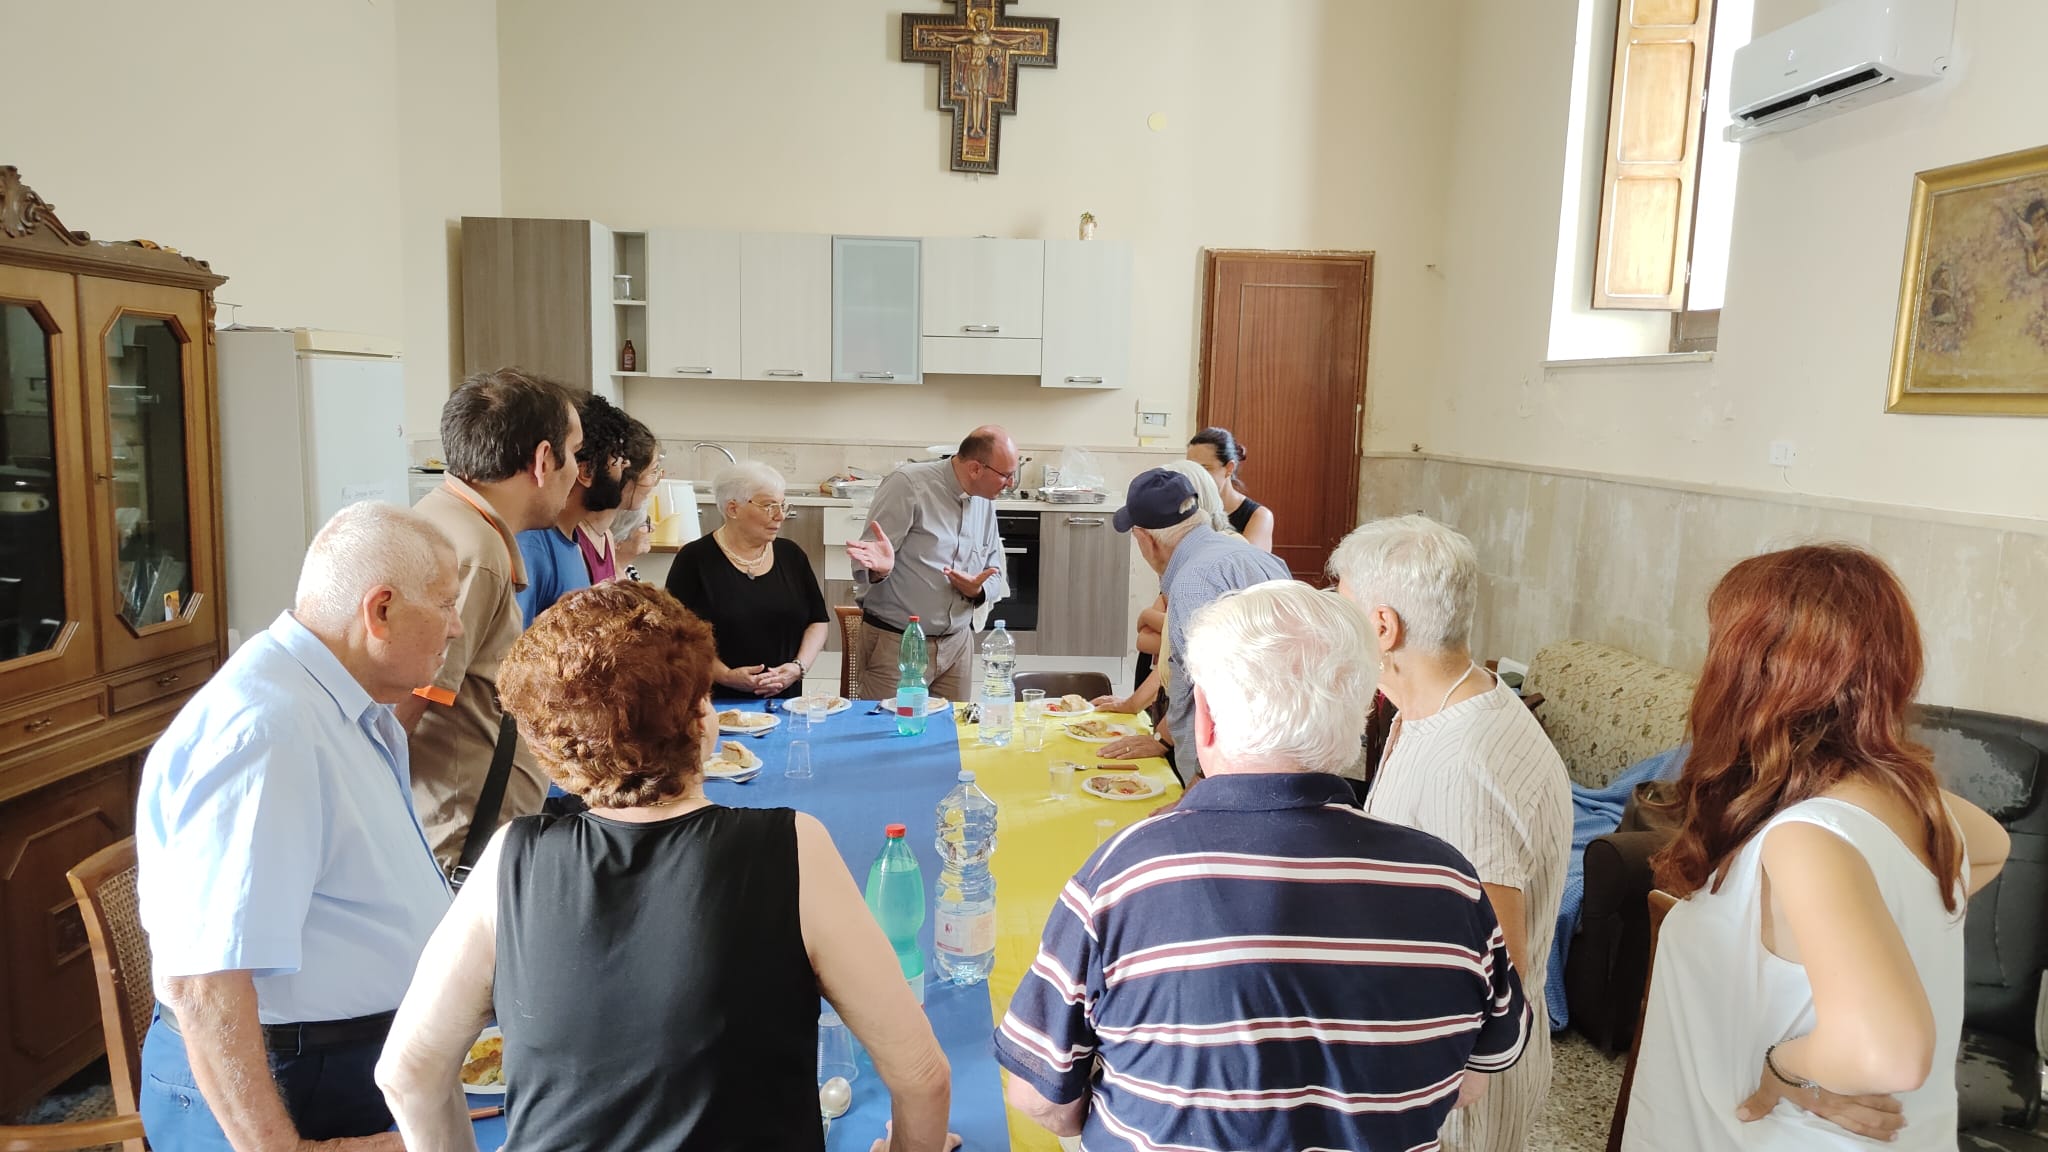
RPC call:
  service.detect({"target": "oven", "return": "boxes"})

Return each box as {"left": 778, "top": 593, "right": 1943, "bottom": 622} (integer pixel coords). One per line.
{"left": 987, "top": 511, "right": 1040, "bottom": 636}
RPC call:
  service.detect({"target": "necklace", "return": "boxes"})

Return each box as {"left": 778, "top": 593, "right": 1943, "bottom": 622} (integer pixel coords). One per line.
{"left": 714, "top": 527, "right": 772, "bottom": 578}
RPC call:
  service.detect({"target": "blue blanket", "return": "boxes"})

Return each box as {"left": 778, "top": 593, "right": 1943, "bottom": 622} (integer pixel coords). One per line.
{"left": 1545, "top": 745, "right": 1688, "bottom": 1031}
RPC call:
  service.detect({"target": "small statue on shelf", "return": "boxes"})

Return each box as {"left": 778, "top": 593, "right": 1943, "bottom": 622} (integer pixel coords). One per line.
{"left": 1079, "top": 211, "right": 1097, "bottom": 240}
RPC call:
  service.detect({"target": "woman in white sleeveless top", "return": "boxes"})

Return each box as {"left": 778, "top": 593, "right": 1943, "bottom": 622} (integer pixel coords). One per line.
{"left": 1623, "top": 545, "right": 2010, "bottom": 1151}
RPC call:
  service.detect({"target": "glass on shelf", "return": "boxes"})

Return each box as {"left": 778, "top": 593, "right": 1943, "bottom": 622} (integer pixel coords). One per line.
{"left": 0, "top": 303, "right": 65, "bottom": 663}
{"left": 103, "top": 316, "right": 193, "bottom": 633}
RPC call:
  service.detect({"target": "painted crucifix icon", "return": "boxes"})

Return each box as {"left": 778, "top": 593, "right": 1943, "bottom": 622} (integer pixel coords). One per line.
{"left": 902, "top": 0, "right": 1059, "bottom": 174}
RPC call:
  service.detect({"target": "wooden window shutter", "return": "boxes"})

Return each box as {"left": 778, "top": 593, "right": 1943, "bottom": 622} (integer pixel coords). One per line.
{"left": 1593, "top": 0, "right": 1716, "bottom": 310}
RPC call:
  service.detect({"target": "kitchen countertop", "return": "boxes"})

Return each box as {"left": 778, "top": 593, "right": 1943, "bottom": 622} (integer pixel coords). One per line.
{"left": 649, "top": 492, "right": 1117, "bottom": 552}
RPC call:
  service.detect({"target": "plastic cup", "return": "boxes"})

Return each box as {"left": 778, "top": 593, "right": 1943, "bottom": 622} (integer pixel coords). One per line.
{"left": 1020, "top": 688, "right": 1047, "bottom": 721}
{"left": 1049, "top": 760, "right": 1077, "bottom": 800}
{"left": 785, "top": 739, "right": 813, "bottom": 780}
{"left": 818, "top": 1008, "right": 858, "bottom": 1085}
{"left": 1095, "top": 818, "right": 1117, "bottom": 846}
{"left": 1022, "top": 720, "right": 1047, "bottom": 752}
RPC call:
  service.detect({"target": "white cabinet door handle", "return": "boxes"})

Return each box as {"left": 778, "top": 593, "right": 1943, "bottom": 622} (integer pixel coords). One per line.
{"left": 1063, "top": 376, "right": 1103, "bottom": 385}
{"left": 764, "top": 369, "right": 804, "bottom": 377}
{"left": 962, "top": 324, "right": 1001, "bottom": 333}
{"left": 1067, "top": 517, "right": 1106, "bottom": 527}
{"left": 674, "top": 366, "right": 714, "bottom": 375}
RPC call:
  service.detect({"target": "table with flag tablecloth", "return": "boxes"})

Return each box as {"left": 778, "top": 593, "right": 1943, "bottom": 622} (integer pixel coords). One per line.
{"left": 467, "top": 701, "right": 1177, "bottom": 1152}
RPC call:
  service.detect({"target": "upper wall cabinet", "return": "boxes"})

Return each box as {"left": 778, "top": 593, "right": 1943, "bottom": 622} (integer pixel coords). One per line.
{"left": 645, "top": 230, "right": 740, "bottom": 380}
{"left": 1040, "top": 240, "right": 1132, "bottom": 390}
{"left": 461, "top": 217, "right": 615, "bottom": 395}
{"left": 739, "top": 233, "right": 832, "bottom": 383}
{"left": 832, "top": 237, "right": 920, "bottom": 384}
{"left": 921, "top": 238, "right": 1044, "bottom": 339}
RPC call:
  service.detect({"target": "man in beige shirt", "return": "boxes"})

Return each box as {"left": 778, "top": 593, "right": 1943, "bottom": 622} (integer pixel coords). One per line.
{"left": 398, "top": 368, "right": 582, "bottom": 876}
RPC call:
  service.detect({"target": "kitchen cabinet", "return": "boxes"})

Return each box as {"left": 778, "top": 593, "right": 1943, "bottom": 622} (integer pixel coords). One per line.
{"left": 831, "top": 237, "right": 920, "bottom": 384}
{"left": 921, "top": 238, "right": 1043, "bottom": 377}
{"left": 460, "top": 216, "right": 616, "bottom": 395}
{"left": 1040, "top": 240, "right": 1132, "bottom": 390}
{"left": 645, "top": 229, "right": 740, "bottom": 379}
{"left": 1037, "top": 510, "right": 1129, "bottom": 658}
{"left": 0, "top": 166, "right": 226, "bottom": 1113}
{"left": 739, "top": 233, "right": 832, "bottom": 383}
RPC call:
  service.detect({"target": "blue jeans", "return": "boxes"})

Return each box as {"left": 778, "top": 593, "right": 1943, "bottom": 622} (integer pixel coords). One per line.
{"left": 140, "top": 1013, "right": 394, "bottom": 1149}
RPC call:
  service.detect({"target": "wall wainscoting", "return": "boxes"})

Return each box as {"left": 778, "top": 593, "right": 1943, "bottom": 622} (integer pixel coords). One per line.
{"left": 1357, "top": 454, "right": 2048, "bottom": 723}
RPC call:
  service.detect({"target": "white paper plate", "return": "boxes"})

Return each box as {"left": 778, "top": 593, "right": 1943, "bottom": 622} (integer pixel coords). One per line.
{"left": 1082, "top": 773, "right": 1166, "bottom": 802}
{"left": 1039, "top": 700, "right": 1095, "bottom": 719}
{"left": 717, "top": 710, "right": 780, "bottom": 735}
{"left": 461, "top": 1026, "right": 506, "bottom": 1095}
{"left": 785, "top": 695, "right": 852, "bottom": 717}
{"left": 1064, "top": 721, "right": 1139, "bottom": 744}
{"left": 703, "top": 744, "right": 763, "bottom": 777}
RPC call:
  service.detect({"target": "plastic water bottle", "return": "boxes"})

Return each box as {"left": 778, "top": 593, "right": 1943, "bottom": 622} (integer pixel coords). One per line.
{"left": 895, "top": 617, "right": 930, "bottom": 737}
{"left": 864, "top": 824, "right": 926, "bottom": 1003}
{"left": 976, "top": 621, "right": 1016, "bottom": 747}
{"left": 934, "top": 770, "right": 998, "bottom": 985}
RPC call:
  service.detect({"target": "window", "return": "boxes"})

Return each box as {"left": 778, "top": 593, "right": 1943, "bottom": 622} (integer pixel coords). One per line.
{"left": 1548, "top": 0, "right": 1752, "bottom": 360}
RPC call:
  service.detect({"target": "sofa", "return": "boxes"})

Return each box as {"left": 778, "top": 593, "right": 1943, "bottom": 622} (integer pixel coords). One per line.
{"left": 1527, "top": 640, "right": 2048, "bottom": 1145}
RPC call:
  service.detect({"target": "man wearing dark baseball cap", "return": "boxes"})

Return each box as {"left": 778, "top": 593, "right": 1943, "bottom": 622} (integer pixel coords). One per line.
{"left": 1105, "top": 467, "right": 1291, "bottom": 781}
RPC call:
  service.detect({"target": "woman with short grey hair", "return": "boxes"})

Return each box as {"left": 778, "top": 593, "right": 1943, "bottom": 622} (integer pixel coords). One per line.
{"left": 664, "top": 461, "right": 829, "bottom": 699}
{"left": 1330, "top": 514, "right": 1573, "bottom": 1152}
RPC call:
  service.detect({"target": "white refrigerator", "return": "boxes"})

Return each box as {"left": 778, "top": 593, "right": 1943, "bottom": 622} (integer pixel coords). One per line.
{"left": 216, "top": 328, "right": 409, "bottom": 650}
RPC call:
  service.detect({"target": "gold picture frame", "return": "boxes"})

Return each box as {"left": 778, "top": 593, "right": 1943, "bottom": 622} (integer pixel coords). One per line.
{"left": 1887, "top": 143, "right": 2048, "bottom": 415}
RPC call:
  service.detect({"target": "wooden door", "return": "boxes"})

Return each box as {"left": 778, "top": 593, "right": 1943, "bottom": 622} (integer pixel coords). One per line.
{"left": 460, "top": 217, "right": 594, "bottom": 388}
{"left": 738, "top": 233, "right": 831, "bottom": 383}
{"left": 0, "top": 265, "right": 97, "bottom": 703}
{"left": 1040, "top": 240, "right": 1132, "bottom": 390}
{"left": 645, "top": 229, "right": 740, "bottom": 378}
{"left": 1198, "top": 251, "right": 1372, "bottom": 581}
{"left": 76, "top": 277, "right": 221, "bottom": 676}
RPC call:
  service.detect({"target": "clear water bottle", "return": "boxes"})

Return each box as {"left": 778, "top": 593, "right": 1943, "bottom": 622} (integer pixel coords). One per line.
{"left": 976, "top": 621, "right": 1016, "bottom": 747}
{"left": 864, "top": 824, "right": 926, "bottom": 1003}
{"left": 934, "top": 770, "right": 998, "bottom": 985}
{"left": 895, "top": 616, "right": 930, "bottom": 737}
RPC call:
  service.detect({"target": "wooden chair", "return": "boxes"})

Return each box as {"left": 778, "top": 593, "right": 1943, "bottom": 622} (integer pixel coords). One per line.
{"left": 62, "top": 838, "right": 150, "bottom": 1152}
{"left": 1013, "top": 671, "right": 1113, "bottom": 702}
{"left": 1606, "top": 889, "right": 1679, "bottom": 1152}
{"left": 833, "top": 605, "right": 866, "bottom": 699}
{"left": 0, "top": 1114, "right": 146, "bottom": 1152}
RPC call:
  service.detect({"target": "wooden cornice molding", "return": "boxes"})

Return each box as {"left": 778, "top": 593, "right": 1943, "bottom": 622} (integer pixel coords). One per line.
{"left": 0, "top": 165, "right": 225, "bottom": 290}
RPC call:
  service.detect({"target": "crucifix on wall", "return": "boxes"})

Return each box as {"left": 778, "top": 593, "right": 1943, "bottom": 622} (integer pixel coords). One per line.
{"left": 902, "top": 0, "right": 1059, "bottom": 175}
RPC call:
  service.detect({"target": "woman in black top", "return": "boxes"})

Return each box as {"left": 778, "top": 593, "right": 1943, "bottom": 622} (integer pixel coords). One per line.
{"left": 1187, "top": 426, "right": 1275, "bottom": 552}
{"left": 375, "top": 582, "right": 956, "bottom": 1152}
{"left": 665, "top": 462, "right": 829, "bottom": 699}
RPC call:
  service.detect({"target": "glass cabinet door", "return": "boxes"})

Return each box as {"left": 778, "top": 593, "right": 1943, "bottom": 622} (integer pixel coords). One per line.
{"left": 77, "top": 276, "right": 216, "bottom": 673}
{"left": 0, "top": 265, "right": 94, "bottom": 699}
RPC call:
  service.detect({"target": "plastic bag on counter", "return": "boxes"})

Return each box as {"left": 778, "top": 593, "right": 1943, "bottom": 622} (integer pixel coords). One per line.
{"left": 1050, "top": 446, "right": 1105, "bottom": 493}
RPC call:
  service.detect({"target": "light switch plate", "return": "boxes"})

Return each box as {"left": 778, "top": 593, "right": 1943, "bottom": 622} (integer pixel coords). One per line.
{"left": 1134, "top": 405, "right": 1172, "bottom": 439}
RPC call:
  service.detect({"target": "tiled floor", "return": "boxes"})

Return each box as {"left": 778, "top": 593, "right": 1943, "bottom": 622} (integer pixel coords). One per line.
{"left": 1535, "top": 1031, "right": 1627, "bottom": 1151}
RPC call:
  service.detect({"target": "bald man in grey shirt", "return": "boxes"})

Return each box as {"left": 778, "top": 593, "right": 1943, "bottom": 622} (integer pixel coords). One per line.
{"left": 846, "top": 426, "right": 1019, "bottom": 701}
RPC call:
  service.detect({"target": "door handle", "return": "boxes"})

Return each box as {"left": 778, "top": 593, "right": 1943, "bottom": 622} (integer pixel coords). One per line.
{"left": 1063, "top": 376, "right": 1104, "bottom": 385}
{"left": 764, "top": 369, "right": 804, "bottom": 377}
{"left": 1001, "top": 547, "right": 1030, "bottom": 555}
{"left": 857, "top": 372, "right": 898, "bottom": 380}
{"left": 1066, "top": 517, "right": 1106, "bottom": 527}
{"left": 156, "top": 672, "right": 182, "bottom": 687}
{"left": 673, "top": 367, "right": 714, "bottom": 375}
{"left": 24, "top": 716, "right": 54, "bottom": 733}
{"left": 962, "top": 324, "right": 1001, "bottom": 334}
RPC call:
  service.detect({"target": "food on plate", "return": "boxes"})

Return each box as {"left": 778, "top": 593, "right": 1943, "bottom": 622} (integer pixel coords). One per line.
{"left": 718, "top": 742, "right": 749, "bottom": 764}
{"left": 1044, "top": 694, "right": 1092, "bottom": 714}
{"left": 717, "top": 709, "right": 773, "bottom": 729}
{"left": 1084, "top": 774, "right": 1156, "bottom": 798}
{"left": 1067, "top": 719, "right": 1119, "bottom": 739}
{"left": 462, "top": 1034, "right": 504, "bottom": 1086}
{"left": 790, "top": 695, "right": 849, "bottom": 713}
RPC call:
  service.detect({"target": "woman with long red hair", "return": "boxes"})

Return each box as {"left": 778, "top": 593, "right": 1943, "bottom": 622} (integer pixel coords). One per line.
{"left": 1622, "top": 545, "right": 2008, "bottom": 1150}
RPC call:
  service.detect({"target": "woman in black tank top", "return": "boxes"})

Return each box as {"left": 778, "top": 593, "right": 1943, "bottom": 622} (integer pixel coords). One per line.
{"left": 1187, "top": 427, "right": 1275, "bottom": 553}
{"left": 377, "top": 582, "right": 956, "bottom": 1152}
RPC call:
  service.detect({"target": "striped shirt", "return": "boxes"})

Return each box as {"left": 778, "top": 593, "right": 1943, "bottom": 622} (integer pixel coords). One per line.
{"left": 994, "top": 772, "right": 1532, "bottom": 1152}
{"left": 1365, "top": 675, "right": 1573, "bottom": 1152}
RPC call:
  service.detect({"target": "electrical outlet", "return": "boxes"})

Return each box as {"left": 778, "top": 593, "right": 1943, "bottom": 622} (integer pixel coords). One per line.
{"left": 1768, "top": 440, "right": 1797, "bottom": 468}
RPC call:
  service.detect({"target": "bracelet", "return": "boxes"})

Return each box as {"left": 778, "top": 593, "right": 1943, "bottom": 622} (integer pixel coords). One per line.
{"left": 1764, "top": 1043, "right": 1819, "bottom": 1093}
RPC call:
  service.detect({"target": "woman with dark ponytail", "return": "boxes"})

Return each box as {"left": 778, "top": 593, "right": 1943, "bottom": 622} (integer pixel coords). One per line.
{"left": 1186, "top": 427, "right": 1274, "bottom": 552}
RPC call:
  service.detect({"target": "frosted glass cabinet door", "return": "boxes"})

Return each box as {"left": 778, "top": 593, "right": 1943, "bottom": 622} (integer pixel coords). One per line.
{"left": 832, "top": 237, "right": 920, "bottom": 383}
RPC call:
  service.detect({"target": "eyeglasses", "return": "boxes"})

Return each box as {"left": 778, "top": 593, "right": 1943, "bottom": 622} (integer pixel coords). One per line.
{"left": 748, "top": 499, "right": 791, "bottom": 517}
{"left": 978, "top": 461, "right": 1019, "bottom": 485}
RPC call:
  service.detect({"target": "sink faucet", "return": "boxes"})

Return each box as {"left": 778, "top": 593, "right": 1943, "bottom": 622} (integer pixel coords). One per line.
{"left": 691, "top": 442, "right": 737, "bottom": 469}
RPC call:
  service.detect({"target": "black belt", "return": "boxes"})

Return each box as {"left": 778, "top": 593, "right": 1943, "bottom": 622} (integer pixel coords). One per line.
{"left": 156, "top": 1002, "right": 396, "bottom": 1056}
{"left": 862, "top": 612, "right": 950, "bottom": 639}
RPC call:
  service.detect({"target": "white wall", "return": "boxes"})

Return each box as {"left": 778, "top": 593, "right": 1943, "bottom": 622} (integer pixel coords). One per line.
{"left": 395, "top": 0, "right": 504, "bottom": 440}
{"left": 1425, "top": 0, "right": 2048, "bottom": 523}
{"left": 493, "top": 0, "right": 1459, "bottom": 449}
{"left": 6, "top": 1, "right": 406, "bottom": 343}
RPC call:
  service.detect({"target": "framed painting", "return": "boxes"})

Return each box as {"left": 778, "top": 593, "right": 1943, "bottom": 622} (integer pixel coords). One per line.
{"left": 1887, "top": 143, "right": 2048, "bottom": 415}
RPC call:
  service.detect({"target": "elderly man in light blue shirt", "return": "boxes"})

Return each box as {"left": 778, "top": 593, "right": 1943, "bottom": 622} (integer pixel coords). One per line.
{"left": 138, "top": 502, "right": 461, "bottom": 1152}
{"left": 1102, "top": 468, "right": 1293, "bottom": 781}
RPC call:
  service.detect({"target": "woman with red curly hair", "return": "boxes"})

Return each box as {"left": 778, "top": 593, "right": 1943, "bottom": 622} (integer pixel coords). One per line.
{"left": 1622, "top": 545, "right": 2008, "bottom": 1151}
{"left": 374, "top": 582, "right": 957, "bottom": 1152}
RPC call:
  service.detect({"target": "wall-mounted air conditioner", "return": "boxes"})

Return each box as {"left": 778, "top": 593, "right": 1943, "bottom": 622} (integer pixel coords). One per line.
{"left": 1725, "top": 0, "right": 1955, "bottom": 142}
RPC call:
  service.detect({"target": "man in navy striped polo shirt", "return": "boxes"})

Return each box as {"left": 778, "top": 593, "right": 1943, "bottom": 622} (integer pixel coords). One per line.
{"left": 995, "top": 580, "right": 1532, "bottom": 1151}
